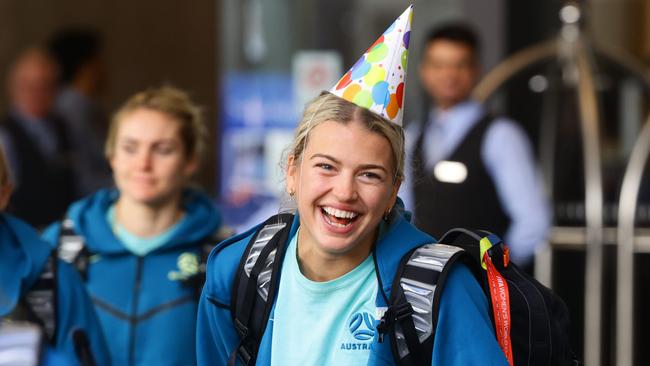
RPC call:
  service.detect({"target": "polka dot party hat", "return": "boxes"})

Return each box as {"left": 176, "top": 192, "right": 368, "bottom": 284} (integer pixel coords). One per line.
{"left": 330, "top": 5, "right": 413, "bottom": 126}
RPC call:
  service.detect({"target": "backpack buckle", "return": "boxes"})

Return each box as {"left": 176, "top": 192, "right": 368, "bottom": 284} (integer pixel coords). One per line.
{"left": 376, "top": 301, "right": 413, "bottom": 343}
{"left": 237, "top": 343, "right": 252, "bottom": 365}
{"left": 234, "top": 318, "right": 249, "bottom": 338}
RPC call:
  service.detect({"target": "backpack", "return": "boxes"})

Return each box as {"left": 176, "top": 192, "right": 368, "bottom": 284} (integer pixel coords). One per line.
{"left": 379, "top": 228, "right": 580, "bottom": 366}
{"left": 4, "top": 250, "right": 98, "bottom": 366}
{"left": 227, "top": 214, "right": 579, "bottom": 365}
{"left": 6, "top": 251, "right": 58, "bottom": 343}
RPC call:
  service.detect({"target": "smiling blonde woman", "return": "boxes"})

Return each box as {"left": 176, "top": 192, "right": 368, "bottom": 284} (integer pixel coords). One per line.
{"left": 197, "top": 6, "right": 508, "bottom": 366}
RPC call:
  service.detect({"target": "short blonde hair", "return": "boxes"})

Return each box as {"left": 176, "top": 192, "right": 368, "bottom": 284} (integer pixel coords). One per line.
{"left": 105, "top": 86, "right": 206, "bottom": 160}
{"left": 289, "top": 92, "right": 405, "bottom": 181}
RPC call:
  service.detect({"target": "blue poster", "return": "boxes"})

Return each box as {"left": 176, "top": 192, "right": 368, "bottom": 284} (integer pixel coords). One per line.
{"left": 219, "top": 72, "right": 298, "bottom": 230}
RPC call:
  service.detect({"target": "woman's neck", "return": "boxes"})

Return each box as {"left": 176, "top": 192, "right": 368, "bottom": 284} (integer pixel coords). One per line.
{"left": 296, "top": 229, "right": 375, "bottom": 282}
{"left": 114, "top": 195, "right": 184, "bottom": 238}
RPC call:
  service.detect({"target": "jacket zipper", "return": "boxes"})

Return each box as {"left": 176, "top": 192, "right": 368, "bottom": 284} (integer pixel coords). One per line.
{"left": 129, "top": 256, "right": 144, "bottom": 366}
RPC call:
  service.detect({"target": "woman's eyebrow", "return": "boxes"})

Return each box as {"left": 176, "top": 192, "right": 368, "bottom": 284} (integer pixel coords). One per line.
{"left": 310, "top": 153, "right": 339, "bottom": 163}
{"left": 358, "top": 164, "right": 388, "bottom": 173}
{"left": 310, "top": 153, "right": 387, "bottom": 172}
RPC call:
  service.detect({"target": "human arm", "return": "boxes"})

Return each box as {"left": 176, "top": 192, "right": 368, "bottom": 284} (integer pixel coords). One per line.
{"left": 54, "top": 260, "right": 110, "bottom": 366}
{"left": 196, "top": 288, "right": 240, "bottom": 365}
{"left": 432, "top": 263, "right": 508, "bottom": 365}
{"left": 196, "top": 231, "right": 258, "bottom": 366}
{"left": 482, "top": 119, "right": 551, "bottom": 264}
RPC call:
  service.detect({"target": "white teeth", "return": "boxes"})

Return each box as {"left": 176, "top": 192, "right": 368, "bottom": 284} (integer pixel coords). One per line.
{"left": 323, "top": 206, "right": 358, "bottom": 219}
{"left": 323, "top": 214, "right": 350, "bottom": 228}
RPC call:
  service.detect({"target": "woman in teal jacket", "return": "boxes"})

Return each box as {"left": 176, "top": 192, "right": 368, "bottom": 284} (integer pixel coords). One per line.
{"left": 0, "top": 145, "right": 109, "bottom": 365}
{"left": 196, "top": 92, "right": 508, "bottom": 365}
{"left": 198, "top": 6, "right": 507, "bottom": 364}
{"left": 43, "top": 86, "right": 223, "bottom": 365}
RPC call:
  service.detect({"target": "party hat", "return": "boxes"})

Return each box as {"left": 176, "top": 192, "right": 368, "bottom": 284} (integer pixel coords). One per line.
{"left": 330, "top": 5, "right": 413, "bottom": 126}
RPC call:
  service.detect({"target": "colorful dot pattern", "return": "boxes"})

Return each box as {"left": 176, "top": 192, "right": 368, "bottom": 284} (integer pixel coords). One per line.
{"left": 330, "top": 5, "right": 413, "bottom": 126}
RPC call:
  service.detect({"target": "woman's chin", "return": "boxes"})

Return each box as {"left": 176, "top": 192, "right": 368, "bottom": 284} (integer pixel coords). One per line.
{"left": 123, "top": 190, "right": 167, "bottom": 206}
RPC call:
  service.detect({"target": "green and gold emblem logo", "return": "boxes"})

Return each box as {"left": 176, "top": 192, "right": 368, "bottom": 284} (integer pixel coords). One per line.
{"left": 168, "top": 252, "right": 200, "bottom": 281}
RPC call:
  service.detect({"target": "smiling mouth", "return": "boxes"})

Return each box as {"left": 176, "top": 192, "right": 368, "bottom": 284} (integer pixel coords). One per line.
{"left": 321, "top": 206, "right": 360, "bottom": 228}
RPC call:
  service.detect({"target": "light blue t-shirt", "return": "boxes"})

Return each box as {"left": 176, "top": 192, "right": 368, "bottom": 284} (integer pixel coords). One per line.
{"left": 271, "top": 232, "right": 378, "bottom": 366}
{"left": 106, "top": 205, "right": 184, "bottom": 256}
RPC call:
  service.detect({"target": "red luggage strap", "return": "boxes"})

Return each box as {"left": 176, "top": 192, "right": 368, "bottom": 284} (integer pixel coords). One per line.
{"left": 480, "top": 236, "right": 514, "bottom": 366}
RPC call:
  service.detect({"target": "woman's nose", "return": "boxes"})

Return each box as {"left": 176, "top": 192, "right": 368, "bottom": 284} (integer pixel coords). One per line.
{"left": 136, "top": 150, "right": 153, "bottom": 170}
{"left": 332, "top": 174, "right": 358, "bottom": 202}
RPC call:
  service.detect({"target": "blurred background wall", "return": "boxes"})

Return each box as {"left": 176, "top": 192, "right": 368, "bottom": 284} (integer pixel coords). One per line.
{"left": 0, "top": 0, "right": 219, "bottom": 189}
{"left": 3, "top": 1, "right": 650, "bottom": 363}
{"left": 1, "top": 0, "right": 647, "bottom": 197}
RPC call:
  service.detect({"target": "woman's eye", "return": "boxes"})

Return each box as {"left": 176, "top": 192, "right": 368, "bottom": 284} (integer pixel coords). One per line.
{"left": 360, "top": 171, "right": 383, "bottom": 181}
{"left": 155, "top": 145, "right": 175, "bottom": 155}
{"left": 121, "top": 144, "right": 136, "bottom": 154}
{"left": 315, "top": 163, "right": 334, "bottom": 171}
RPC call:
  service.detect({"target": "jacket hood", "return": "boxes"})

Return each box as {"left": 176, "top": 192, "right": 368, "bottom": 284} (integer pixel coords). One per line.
{"left": 0, "top": 214, "right": 52, "bottom": 316}
{"left": 66, "top": 189, "right": 222, "bottom": 255}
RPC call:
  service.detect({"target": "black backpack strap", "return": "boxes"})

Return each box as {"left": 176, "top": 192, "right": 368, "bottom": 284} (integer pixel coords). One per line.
{"left": 57, "top": 218, "right": 90, "bottom": 280}
{"left": 437, "top": 228, "right": 499, "bottom": 267}
{"left": 228, "top": 213, "right": 293, "bottom": 366}
{"left": 378, "top": 243, "right": 473, "bottom": 366}
{"left": 22, "top": 250, "right": 58, "bottom": 344}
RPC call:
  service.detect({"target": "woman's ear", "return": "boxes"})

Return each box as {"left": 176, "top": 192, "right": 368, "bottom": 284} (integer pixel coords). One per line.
{"left": 286, "top": 154, "right": 298, "bottom": 195}
{"left": 387, "top": 178, "right": 402, "bottom": 211}
{"left": 184, "top": 153, "right": 199, "bottom": 177}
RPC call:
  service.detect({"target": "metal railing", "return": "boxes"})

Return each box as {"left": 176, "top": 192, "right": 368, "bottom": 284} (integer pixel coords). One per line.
{"left": 471, "top": 3, "right": 650, "bottom": 364}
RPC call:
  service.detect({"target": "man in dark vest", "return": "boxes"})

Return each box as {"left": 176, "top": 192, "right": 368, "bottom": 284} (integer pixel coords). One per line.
{"left": 0, "top": 48, "right": 75, "bottom": 228}
{"left": 401, "top": 22, "right": 550, "bottom": 266}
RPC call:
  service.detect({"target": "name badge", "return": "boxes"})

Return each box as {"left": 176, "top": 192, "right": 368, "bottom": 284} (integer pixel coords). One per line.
{"left": 433, "top": 160, "right": 467, "bottom": 183}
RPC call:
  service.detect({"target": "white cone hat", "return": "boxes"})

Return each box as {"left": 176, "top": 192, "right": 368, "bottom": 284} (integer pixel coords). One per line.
{"left": 329, "top": 5, "right": 413, "bottom": 126}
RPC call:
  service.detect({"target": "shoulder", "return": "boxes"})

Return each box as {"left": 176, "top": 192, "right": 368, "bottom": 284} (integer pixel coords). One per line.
{"left": 482, "top": 117, "right": 535, "bottom": 161}
{"left": 204, "top": 224, "right": 261, "bottom": 304}
{"left": 442, "top": 262, "right": 486, "bottom": 305}
{"left": 3, "top": 214, "right": 56, "bottom": 254}
{"left": 54, "top": 259, "right": 86, "bottom": 295}
{"left": 432, "top": 261, "right": 509, "bottom": 365}
{"left": 41, "top": 222, "right": 63, "bottom": 246}
{"left": 485, "top": 117, "right": 530, "bottom": 145}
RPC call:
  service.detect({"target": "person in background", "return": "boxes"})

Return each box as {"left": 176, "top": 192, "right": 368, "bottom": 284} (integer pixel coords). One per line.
{"left": 401, "top": 22, "right": 551, "bottom": 266}
{"left": 0, "top": 141, "right": 109, "bottom": 365}
{"left": 42, "top": 86, "right": 225, "bottom": 366}
{"left": 197, "top": 7, "right": 507, "bottom": 365}
{"left": 0, "top": 48, "right": 75, "bottom": 228}
{"left": 48, "top": 27, "right": 112, "bottom": 197}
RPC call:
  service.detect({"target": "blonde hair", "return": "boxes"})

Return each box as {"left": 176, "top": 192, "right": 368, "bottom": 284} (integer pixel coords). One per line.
{"left": 289, "top": 92, "right": 405, "bottom": 181}
{"left": 105, "top": 86, "right": 206, "bottom": 160}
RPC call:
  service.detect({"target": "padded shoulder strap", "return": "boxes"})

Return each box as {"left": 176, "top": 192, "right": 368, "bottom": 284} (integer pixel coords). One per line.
{"left": 379, "top": 243, "right": 473, "bottom": 366}
{"left": 57, "top": 218, "right": 90, "bottom": 280}
{"left": 229, "top": 213, "right": 294, "bottom": 366}
{"left": 22, "top": 251, "right": 58, "bottom": 343}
